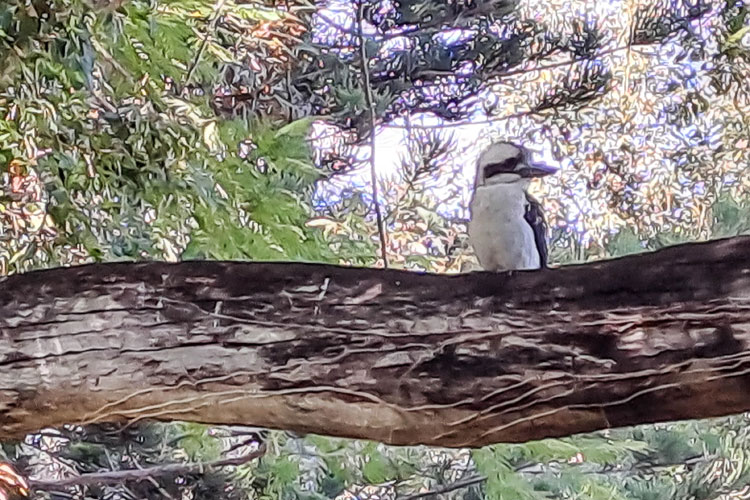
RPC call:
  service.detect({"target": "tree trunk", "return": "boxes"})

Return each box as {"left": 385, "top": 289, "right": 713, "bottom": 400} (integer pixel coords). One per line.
{"left": 2, "top": 236, "right": 750, "bottom": 447}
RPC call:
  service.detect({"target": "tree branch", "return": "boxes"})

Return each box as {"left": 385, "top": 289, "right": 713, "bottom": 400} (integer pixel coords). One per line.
{"left": 2, "top": 237, "right": 750, "bottom": 447}
{"left": 357, "top": 1, "right": 389, "bottom": 268}
{"left": 399, "top": 474, "right": 484, "bottom": 500}
{"left": 185, "top": 0, "right": 227, "bottom": 86}
{"left": 30, "top": 445, "right": 266, "bottom": 490}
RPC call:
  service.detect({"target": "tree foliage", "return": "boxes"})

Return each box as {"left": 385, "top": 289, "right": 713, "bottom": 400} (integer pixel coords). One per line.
{"left": 311, "top": 0, "right": 750, "bottom": 270}
{"left": 0, "top": 0, "right": 368, "bottom": 274}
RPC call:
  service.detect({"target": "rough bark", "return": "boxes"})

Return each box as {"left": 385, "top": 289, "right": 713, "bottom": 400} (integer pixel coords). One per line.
{"left": 2, "top": 236, "right": 750, "bottom": 447}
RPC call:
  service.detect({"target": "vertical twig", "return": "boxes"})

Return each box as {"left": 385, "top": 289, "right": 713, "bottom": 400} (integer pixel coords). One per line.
{"left": 285, "top": 0, "right": 294, "bottom": 122}
{"left": 185, "top": 0, "right": 228, "bottom": 86}
{"left": 356, "top": 1, "right": 389, "bottom": 268}
{"left": 624, "top": 0, "right": 634, "bottom": 99}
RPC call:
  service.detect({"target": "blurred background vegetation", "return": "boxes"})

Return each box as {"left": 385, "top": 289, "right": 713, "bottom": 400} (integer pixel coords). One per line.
{"left": 2, "top": 0, "right": 750, "bottom": 498}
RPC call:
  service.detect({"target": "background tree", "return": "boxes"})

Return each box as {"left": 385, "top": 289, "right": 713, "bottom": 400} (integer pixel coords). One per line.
{"left": 310, "top": 0, "right": 750, "bottom": 268}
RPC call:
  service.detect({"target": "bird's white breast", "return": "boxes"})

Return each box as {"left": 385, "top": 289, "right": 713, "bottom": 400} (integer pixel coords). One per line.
{"left": 468, "top": 183, "right": 540, "bottom": 271}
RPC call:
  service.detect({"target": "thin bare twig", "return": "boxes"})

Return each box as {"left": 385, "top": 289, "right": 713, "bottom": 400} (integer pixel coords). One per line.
{"left": 398, "top": 474, "right": 484, "bottom": 500}
{"left": 185, "top": 0, "right": 228, "bottom": 86}
{"left": 357, "top": 1, "right": 389, "bottom": 268}
{"left": 30, "top": 444, "right": 266, "bottom": 490}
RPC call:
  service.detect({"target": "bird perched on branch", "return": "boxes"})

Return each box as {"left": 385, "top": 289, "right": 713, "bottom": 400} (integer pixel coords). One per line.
{"left": 468, "top": 141, "right": 557, "bottom": 271}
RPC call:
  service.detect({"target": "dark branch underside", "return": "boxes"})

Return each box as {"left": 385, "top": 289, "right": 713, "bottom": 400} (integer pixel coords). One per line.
{"left": 2, "top": 236, "right": 750, "bottom": 447}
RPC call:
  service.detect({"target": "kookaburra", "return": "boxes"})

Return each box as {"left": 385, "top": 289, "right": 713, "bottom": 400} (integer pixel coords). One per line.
{"left": 469, "top": 141, "right": 557, "bottom": 271}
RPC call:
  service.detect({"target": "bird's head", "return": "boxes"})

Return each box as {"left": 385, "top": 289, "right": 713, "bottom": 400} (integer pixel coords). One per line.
{"left": 475, "top": 142, "right": 557, "bottom": 187}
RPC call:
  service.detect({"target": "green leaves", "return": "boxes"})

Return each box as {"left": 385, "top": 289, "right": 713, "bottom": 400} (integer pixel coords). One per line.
{"left": 711, "top": 194, "right": 750, "bottom": 238}
{"left": 179, "top": 118, "right": 347, "bottom": 263}
{"left": 361, "top": 442, "right": 400, "bottom": 484}
{"left": 0, "top": 0, "right": 359, "bottom": 272}
{"left": 471, "top": 434, "right": 653, "bottom": 500}
{"left": 275, "top": 116, "right": 315, "bottom": 139}
{"left": 473, "top": 447, "right": 539, "bottom": 500}
{"left": 173, "top": 423, "right": 222, "bottom": 462}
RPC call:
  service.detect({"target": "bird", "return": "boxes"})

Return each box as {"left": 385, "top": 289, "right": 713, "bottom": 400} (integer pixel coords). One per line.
{"left": 468, "top": 141, "right": 557, "bottom": 271}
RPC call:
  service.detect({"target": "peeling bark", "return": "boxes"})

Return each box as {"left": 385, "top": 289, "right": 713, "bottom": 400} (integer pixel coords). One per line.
{"left": 2, "top": 236, "right": 750, "bottom": 447}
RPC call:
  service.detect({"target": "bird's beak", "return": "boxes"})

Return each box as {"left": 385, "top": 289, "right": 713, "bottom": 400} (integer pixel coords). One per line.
{"left": 520, "top": 161, "right": 557, "bottom": 178}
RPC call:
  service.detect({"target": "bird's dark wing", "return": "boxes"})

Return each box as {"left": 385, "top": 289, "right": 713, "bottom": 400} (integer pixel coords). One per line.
{"left": 524, "top": 194, "right": 548, "bottom": 268}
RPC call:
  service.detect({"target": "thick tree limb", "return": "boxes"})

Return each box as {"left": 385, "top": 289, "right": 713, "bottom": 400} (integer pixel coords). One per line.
{"left": 2, "top": 236, "right": 750, "bottom": 447}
